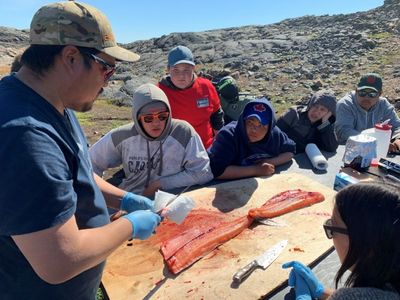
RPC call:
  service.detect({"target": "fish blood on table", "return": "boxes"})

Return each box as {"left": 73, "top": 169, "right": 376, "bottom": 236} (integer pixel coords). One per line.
{"left": 159, "top": 189, "right": 325, "bottom": 274}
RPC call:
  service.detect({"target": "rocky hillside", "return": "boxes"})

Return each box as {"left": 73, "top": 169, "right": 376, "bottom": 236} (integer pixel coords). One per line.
{"left": 1, "top": 0, "right": 400, "bottom": 112}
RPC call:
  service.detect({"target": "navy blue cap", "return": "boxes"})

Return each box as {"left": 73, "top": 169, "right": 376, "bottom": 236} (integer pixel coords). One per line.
{"left": 243, "top": 102, "right": 270, "bottom": 125}
{"left": 168, "top": 45, "right": 195, "bottom": 67}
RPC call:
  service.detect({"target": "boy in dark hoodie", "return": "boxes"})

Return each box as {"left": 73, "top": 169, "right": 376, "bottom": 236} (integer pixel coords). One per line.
{"left": 208, "top": 98, "right": 296, "bottom": 180}
{"left": 276, "top": 89, "right": 338, "bottom": 153}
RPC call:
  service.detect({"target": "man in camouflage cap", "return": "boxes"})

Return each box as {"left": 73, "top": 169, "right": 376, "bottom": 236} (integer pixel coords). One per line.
{"left": 0, "top": 2, "right": 161, "bottom": 299}
{"left": 30, "top": 1, "right": 139, "bottom": 62}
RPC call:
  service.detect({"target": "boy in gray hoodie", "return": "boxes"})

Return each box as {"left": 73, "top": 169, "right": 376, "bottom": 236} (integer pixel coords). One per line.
{"left": 335, "top": 73, "right": 400, "bottom": 153}
{"left": 90, "top": 84, "right": 213, "bottom": 198}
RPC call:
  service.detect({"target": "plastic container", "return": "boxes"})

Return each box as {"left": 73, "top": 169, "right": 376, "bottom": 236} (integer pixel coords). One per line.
{"left": 374, "top": 123, "right": 392, "bottom": 159}
{"left": 361, "top": 123, "right": 392, "bottom": 159}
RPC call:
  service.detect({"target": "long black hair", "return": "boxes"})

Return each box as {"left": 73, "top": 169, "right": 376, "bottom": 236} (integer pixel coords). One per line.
{"left": 334, "top": 182, "right": 400, "bottom": 291}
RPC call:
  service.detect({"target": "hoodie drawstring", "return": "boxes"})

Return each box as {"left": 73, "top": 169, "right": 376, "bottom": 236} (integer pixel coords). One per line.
{"left": 145, "top": 140, "right": 151, "bottom": 188}
{"left": 158, "top": 141, "right": 163, "bottom": 176}
{"left": 145, "top": 140, "right": 164, "bottom": 187}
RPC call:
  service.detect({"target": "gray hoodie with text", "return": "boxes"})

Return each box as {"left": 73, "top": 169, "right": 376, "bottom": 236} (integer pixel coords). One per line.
{"left": 89, "top": 84, "right": 213, "bottom": 194}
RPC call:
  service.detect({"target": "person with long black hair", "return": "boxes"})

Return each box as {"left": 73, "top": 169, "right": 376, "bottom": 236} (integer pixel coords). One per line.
{"left": 283, "top": 182, "right": 400, "bottom": 299}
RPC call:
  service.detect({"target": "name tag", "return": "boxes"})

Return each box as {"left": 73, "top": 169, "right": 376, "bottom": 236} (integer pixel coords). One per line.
{"left": 197, "top": 98, "right": 209, "bottom": 108}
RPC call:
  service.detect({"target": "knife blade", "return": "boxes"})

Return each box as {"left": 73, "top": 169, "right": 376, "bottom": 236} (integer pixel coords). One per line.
{"left": 233, "top": 239, "right": 288, "bottom": 283}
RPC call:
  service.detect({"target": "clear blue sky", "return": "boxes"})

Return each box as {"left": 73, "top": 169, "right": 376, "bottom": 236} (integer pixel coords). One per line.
{"left": 0, "top": 0, "right": 384, "bottom": 43}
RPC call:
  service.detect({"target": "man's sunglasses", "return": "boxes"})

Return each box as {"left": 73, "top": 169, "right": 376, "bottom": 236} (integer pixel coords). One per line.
{"left": 139, "top": 112, "right": 169, "bottom": 123}
{"left": 81, "top": 52, "right": 116, "bottom": 81}
{"left": 358, "top": 90, "right": 379, "bottom": 98}
{"left": 323, "top": 218, "right": 348, "bottom": 239}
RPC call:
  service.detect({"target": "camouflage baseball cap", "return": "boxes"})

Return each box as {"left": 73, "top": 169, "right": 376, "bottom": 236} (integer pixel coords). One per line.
{"left": 30, "top": 1, "right": 139, "bottom": 62}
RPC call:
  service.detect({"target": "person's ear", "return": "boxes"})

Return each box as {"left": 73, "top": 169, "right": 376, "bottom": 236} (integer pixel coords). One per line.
{"left": 62, "top": 46, "right": 80, "bottom": 63}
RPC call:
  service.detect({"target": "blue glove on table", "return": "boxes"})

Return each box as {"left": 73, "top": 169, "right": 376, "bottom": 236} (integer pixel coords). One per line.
{"left": 120, "top": 192, "right": 154, "bottom": 213}
{"left": 123, "top": 210, "right": 161, "bottom": 240}
{"left": 282, "top": 261, "right": 324, "bottom": 299}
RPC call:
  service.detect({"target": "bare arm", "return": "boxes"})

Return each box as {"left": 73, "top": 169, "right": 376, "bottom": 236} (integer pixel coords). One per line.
{"left": 260, "top": 152, "right": 294, "bottom": 166}
{"left": 94, "top": 173, "right": 126, "bottom": 210}
{"left": 12, "top": 214, "right": 132, "bottom": 284}
{"left": 389, "top": 139, "right": 400, "bottom": 153}
{"left": 142, "top": 180, "right": 161, "bottom": 198}
{"left": 217, "top": 163, "right": 275, "bottom": 180}
{"left": 95, "top": 173, "right": 154, "bottom": 213}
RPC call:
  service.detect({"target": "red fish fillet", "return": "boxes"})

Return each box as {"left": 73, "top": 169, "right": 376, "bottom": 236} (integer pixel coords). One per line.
{"left": 152, "top": 209, "right": 226, "bottom": 245}
{"left": 164, "top": 215, "right": 252, "bottom": 274}
{"left": 160, "top": 189, "right": 324, "bottom": 274}
{"left": 248, "top": 189, "right": 325, "bottom": 219}
{"left": 160, "top": 225, "right": 216, "bottom": 260}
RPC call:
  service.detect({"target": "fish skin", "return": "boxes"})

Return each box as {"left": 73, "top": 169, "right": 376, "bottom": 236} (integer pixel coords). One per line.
{"left": 248, "top": 190, "right": 325, "bottom": 219}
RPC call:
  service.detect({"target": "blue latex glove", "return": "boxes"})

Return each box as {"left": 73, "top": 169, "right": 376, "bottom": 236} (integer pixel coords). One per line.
{"left": 286, "top": 265, "right": 313, "bottom": 300}
{"left": 123, "top": 210, "right": 161, "bottom": 240}
{"left": 283, "top": 261, "right": 324, "bottom": 299}
{"left": 120, "top": 192, "right": 154, "bottom": 213}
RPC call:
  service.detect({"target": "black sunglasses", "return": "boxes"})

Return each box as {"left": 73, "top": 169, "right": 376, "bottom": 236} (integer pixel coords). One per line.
{"left": 323, "top": 218, "right": 348, "bottom": 239}
{"left": 358, "top": 90, "right": 379, "bottom": 98}
{"left": 81, "top": 52, "right": 116, "bottom": 81}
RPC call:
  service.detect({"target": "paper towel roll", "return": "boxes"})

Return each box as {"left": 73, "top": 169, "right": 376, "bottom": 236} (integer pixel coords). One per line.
{"left": 305, "top": 143, "right": 328, "bottom": 170}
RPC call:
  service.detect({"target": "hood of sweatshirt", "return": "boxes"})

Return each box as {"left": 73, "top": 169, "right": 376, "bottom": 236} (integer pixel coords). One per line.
{"left": 208, "top": 97, "right": 295, "bottom": 170}
{"left": 304, "top": 89, "right": 337, "bottom": 116}
{"left": 131, "top": 83, "right": 173, "bottom": 187}
{"left": 237, "top": 98, "right": 276, "bottom": 143}
{"left": 132, "top": 83, "right": 172, "bottom": 141}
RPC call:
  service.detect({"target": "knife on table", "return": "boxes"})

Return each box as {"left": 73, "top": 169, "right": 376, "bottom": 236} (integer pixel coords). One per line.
{"left": 233, "top": 239, "right": 288, "bottom": 283}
